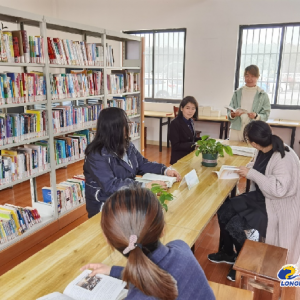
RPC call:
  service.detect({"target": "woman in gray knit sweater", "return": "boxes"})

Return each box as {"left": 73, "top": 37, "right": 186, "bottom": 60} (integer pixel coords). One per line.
{"left": 209, "top": 121, "right": 300, "bottom": 281}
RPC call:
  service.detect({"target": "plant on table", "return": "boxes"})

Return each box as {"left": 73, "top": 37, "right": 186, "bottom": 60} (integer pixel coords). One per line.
{"left": 150, "top": 184, "right": 174, "bottom": 212}
{"left": 195, "top": 135, "right": 233, "bottom": 167}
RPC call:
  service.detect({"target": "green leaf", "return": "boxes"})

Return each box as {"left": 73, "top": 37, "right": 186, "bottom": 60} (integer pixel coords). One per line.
{"left": 195, "top": 150, "right": 200, "bottom": 157}
{"left": 201, "top": 135, "right": 209, "bottom": 141}
{"left": 162, "top": 203, "right": 168, "bottom": 212}
{"left": 223, "top": 145, "right": 233, "bottom": 156}
{"left": 159, "top": 193, "right": 166, "bottom": 203}
{"left": 164, "top": 194, "right": 174, "bottom": 201}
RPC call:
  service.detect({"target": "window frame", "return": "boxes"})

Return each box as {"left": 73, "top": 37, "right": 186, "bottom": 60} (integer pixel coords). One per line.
{"left": 124, "top": 28, "right": 187, "bottom": 103}
{"left": 235, "top": 23, "right": 300, "bottom": 110}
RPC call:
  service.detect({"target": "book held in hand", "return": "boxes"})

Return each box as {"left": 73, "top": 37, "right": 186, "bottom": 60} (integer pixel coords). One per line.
{"left": 224, "top": 106, "right": 248, "bottom": 114}
{"left": 37, "top": 270, "right": 127, "bottom": 300}
{"left": 213, "top": 165, "right": 239, "bottom": 179}
{"left": 135, "top": 173, "right": 177, "bottom": 188}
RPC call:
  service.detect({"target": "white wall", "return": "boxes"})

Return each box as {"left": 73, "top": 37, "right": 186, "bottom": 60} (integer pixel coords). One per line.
{"left": 1, "top": 0, "right": 300, "bottom": 152}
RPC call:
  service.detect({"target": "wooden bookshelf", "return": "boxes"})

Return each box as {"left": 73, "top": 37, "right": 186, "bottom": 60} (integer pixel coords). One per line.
{"left": 0, "top": 5, "right": 143, "bottom": 264}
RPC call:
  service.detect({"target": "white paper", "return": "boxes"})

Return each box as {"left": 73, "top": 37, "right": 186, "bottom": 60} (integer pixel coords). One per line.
{"left": 63, "top": 270, "right": 126, "bottom": 300}
{"left": 179, "top": 169, "right": 199, "bottom": 190}
{"left": 213, "top": 165, "right": 239, "bottom": 179}
{"left": 230, "top": 146, "right": 256, "bottom": 157}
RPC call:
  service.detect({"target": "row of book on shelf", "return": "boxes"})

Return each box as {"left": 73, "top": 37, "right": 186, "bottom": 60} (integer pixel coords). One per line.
{"left": 42, "top": 175, "right": 85, "bottom": 214}
{"left": 48, "top": 38, "right": 114, "bottom": 67}
{"left": 0, "top": 141, "right": 50, "bottom": 186}
{"left": 0, "top": 204, "right": 42, "bottom": 244}
{"left": 0, "top": 70, "right": 140, "bottom": 105}
{"left": 0, "top": 110, "right": 48, "bottom": 146}
{"left": 0, "top": 29, "right": 44, "bottom": 64}
{"left": 108, "top": 70, "right": 140, "bottom": 94}
{"left": 108, "top": 96, "right": 139, "bottom": 116}
{"left": 0, "top": 29, "right": 116, "bottom": 67}
{"left": 0, "top": 72, "right": 46, "bottom": 105}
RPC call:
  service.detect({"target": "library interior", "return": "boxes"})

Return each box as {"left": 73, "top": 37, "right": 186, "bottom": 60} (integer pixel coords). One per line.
{"left": 0, "top": 0, "right": 300, "bottom": 299}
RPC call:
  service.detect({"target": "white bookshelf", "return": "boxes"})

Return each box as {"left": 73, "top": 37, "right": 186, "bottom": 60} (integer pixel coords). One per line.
{"left": 0, "top": 5, "right": 143, "bottom": 253}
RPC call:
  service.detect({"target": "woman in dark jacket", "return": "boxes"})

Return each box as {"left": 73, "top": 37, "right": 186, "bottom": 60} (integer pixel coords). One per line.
{"left": 169, "top": 96, "right": 200, "bottom": 164}
{"left": 84, "top": 107, "right": 180, "bottom": 218}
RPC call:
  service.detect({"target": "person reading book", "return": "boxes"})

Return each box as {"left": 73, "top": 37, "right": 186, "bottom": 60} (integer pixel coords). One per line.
{"left": 226, "top": 65, "right": 271, "bottom": 141}
{"left": 81, "top": 187, "right": 215, "bottom": 300}
{"left": 84, "top": 107, "right": 181, "bottom": 218}
{"left": 169, "top": 96, "right": 201, "bottom": 164}
{"left": 208, "top": 121, "right": 300, "bottom": 282}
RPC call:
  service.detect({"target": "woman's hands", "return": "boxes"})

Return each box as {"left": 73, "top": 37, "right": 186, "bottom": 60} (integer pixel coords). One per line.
{"left": 80, "top": 263, "right": 111, "bottom": 277}
{"left": 166, "top": 169, "right": 181, "bottom": 181}
{"left": 247, "top": 112, "right": 257, "bottom": 119}
{"left": 235, "top": 166, "right": 250, "bottom": 178}
{"left": 231, "top": 110, "right": 244, "bottom": 118}
{"left": 146, "top": 180, "right": 168, "bottom": 189}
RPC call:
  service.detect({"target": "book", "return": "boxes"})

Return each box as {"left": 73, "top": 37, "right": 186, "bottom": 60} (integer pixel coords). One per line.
{"left": 224, "top": 106, "right": 248, "bottom": 114}
{"left": 37, "top": 270, "right": 127, "bottom": 300}
{"left": 213, "top": 165, "right": 239, "bottom": 179}
{"left": 135, "top": 173, "right": 177, "bottom": 188}
{"left": 230, "top": 146, "right": 256, "bottom": 157}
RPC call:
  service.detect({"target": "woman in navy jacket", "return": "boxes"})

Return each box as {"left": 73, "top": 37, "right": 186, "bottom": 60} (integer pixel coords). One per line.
{"left": 84, "top": 107, "right": 180, "bottom": 218}
{"left": 81, "top": 187, "right": 215, "bottom": 300}
{"left": 169, "top": 96, "right": 200, "bottom": 165}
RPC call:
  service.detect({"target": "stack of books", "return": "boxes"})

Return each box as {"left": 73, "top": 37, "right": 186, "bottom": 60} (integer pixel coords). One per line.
{"left": 42, "top": 176, "right": 85, "bottom": 214}
{"left": 107, "top": 71, "right": 140, "bottom": 94}
{"left": 0, "top": 142, "right": 50, "bottom": 185}
{"left": 0, "top": 110, "right": 48, "bottom": 146}
{"left": 0, "top": 29, "right": 45, "bottom": 64}
{"left": 129, "top": 121, "right": 140, "bottom": 138}
{"left": 0, "top": 72, "right": 46, "bottom": 105}
{"left": 0, "top": 204, "right": 41, "bottom": 244}
{"left": 51, "top": 70, "right": 103, "bottom": 100}
{"left": 52, "top": 104, "right": 102, "bottom": 134}
{"left": 108, "top": 96, "right": 139, "bottom": 116}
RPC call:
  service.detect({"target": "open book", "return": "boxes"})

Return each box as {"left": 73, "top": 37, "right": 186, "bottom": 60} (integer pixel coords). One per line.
{"left": 213, "top": 165, "right": 239, "bottom": 179}
{"left": 37, "top": 270, "right": 127, "bottom": 300}
{"left": 230, "top": 146, "right": 256, "bottom": 157}
{"left": 224, "top": 106, "right": 248, "bottom": 114}
{"left": 135, "top": 173, "right": 177, "bottom": 188}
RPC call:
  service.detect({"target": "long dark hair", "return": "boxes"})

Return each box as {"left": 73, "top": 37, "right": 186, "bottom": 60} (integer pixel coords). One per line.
{"left": 101, "top": 187, "right": 178, "bottom": 300}
{"left": 85, "top": 107, "right": 130, "bottom": 157}
{"left": 177, "top": 96, "right": 198, "bottom": 120}
{"left": 244, "top": 121, "right": 289, "bottom": 158}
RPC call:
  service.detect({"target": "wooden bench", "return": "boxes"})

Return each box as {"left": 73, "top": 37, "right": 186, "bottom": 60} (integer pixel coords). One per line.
{"left": 233, "top": 240, "right": 288, "bottom": 300}
{"left": 209, "top": 281, "right": 253, "bottom": 300}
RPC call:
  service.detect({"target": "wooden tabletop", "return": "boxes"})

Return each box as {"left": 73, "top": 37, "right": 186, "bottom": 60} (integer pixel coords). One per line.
{"left": 267, "top": 119, "right": 300, "bottom": 127}
{"left": 0, "top": 141, "right": 252, "bottom": 299}
{"left": 144, "top": 110, "right": 174, "bottom": 118}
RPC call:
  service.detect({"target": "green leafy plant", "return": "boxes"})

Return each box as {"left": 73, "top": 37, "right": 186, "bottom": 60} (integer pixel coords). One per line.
{"left": 195, "top": 135, "right": 233, "bottom": 157}
{"left": 150, "top": 184, "right": 174, "bottom": 212}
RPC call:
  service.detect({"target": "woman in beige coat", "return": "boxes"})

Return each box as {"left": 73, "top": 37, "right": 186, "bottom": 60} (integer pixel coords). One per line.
{"left": 238, "top": 121, "right": 300, "bottom": 265}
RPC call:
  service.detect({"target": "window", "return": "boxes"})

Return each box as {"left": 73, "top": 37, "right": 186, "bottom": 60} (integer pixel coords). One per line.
{"left": 124, "top": 29, "right": 186, "bottom": 102}
{"left": 236, "top": 24, "right": 300, "bottom": 109}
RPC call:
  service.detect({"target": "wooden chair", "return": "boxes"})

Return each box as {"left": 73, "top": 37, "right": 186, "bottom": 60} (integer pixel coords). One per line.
{"left": 233, "top": 240, "right": 288, "bottom": 300}
{"left": 209, "top": 281, "right": 253, "bottom": 300}
{"left": 173, "top": 106, "right": 201, "bottom": 138}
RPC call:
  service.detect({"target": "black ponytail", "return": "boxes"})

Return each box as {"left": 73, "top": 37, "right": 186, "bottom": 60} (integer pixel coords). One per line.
{"left": 271, "top": 134, "right": 289, "bottom": 158}
{"left": 244, "top": 121, "right": 289, "bottom": 158}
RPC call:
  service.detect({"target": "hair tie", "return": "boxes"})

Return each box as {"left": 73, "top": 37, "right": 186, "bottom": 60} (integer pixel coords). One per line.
{"left": 123, "top": 235, "right": 142, "bottom": 255}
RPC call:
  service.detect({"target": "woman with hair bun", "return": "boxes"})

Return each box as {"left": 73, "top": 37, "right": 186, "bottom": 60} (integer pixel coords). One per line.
{"left": 81, "top": 187, "right": 215, "bottom": 300}
{"left": 208, "top": 121, "right": 300, "bottom": 281}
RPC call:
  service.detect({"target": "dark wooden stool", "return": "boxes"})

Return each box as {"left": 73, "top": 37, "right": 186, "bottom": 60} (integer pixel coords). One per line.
{"left": 234, "top": 240, "right": 288, "bottom": 300}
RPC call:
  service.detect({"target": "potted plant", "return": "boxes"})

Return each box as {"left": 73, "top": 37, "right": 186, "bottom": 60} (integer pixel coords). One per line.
{"left": 195, "top": 135, "right": 233, "bottom": 167}
{"left": 150, "top": 184, "right": 174, "bottom": 212}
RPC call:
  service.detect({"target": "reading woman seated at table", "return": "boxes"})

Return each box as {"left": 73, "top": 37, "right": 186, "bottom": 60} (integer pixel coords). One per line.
{"left": 208, "top": 120, "right": 300, "bottom": 282}
{"left": 226, "top": 65, "right": 271, "bottom": 141}
{"left": 83, "top": 107, "right": 181, "bottom": 218}
{"left": 169, "top": 96, "right": 201, "bottom": 165}
{"left": 81, "top": 187, "right": 215, "bottom": 300}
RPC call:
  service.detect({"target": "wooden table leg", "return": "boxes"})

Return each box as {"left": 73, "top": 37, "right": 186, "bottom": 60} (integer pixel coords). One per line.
{"left": 235, "top": 271, "right": 242, "bottom": 288}
{"left": 272, "top": 282, "right": 281, "bottom": 300}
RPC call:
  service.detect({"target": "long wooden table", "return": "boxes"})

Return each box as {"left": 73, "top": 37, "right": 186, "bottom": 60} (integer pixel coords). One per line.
{"left": 0, "top": 142, "right": 252, "bottom": 299}
{"left": 145, "top": 110, "right": 300, "bottom": 150}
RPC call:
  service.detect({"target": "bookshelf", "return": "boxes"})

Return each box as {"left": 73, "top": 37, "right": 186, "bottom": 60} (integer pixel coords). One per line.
{"left": 0, "top": 5, "right": 144, "bottom": 263}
